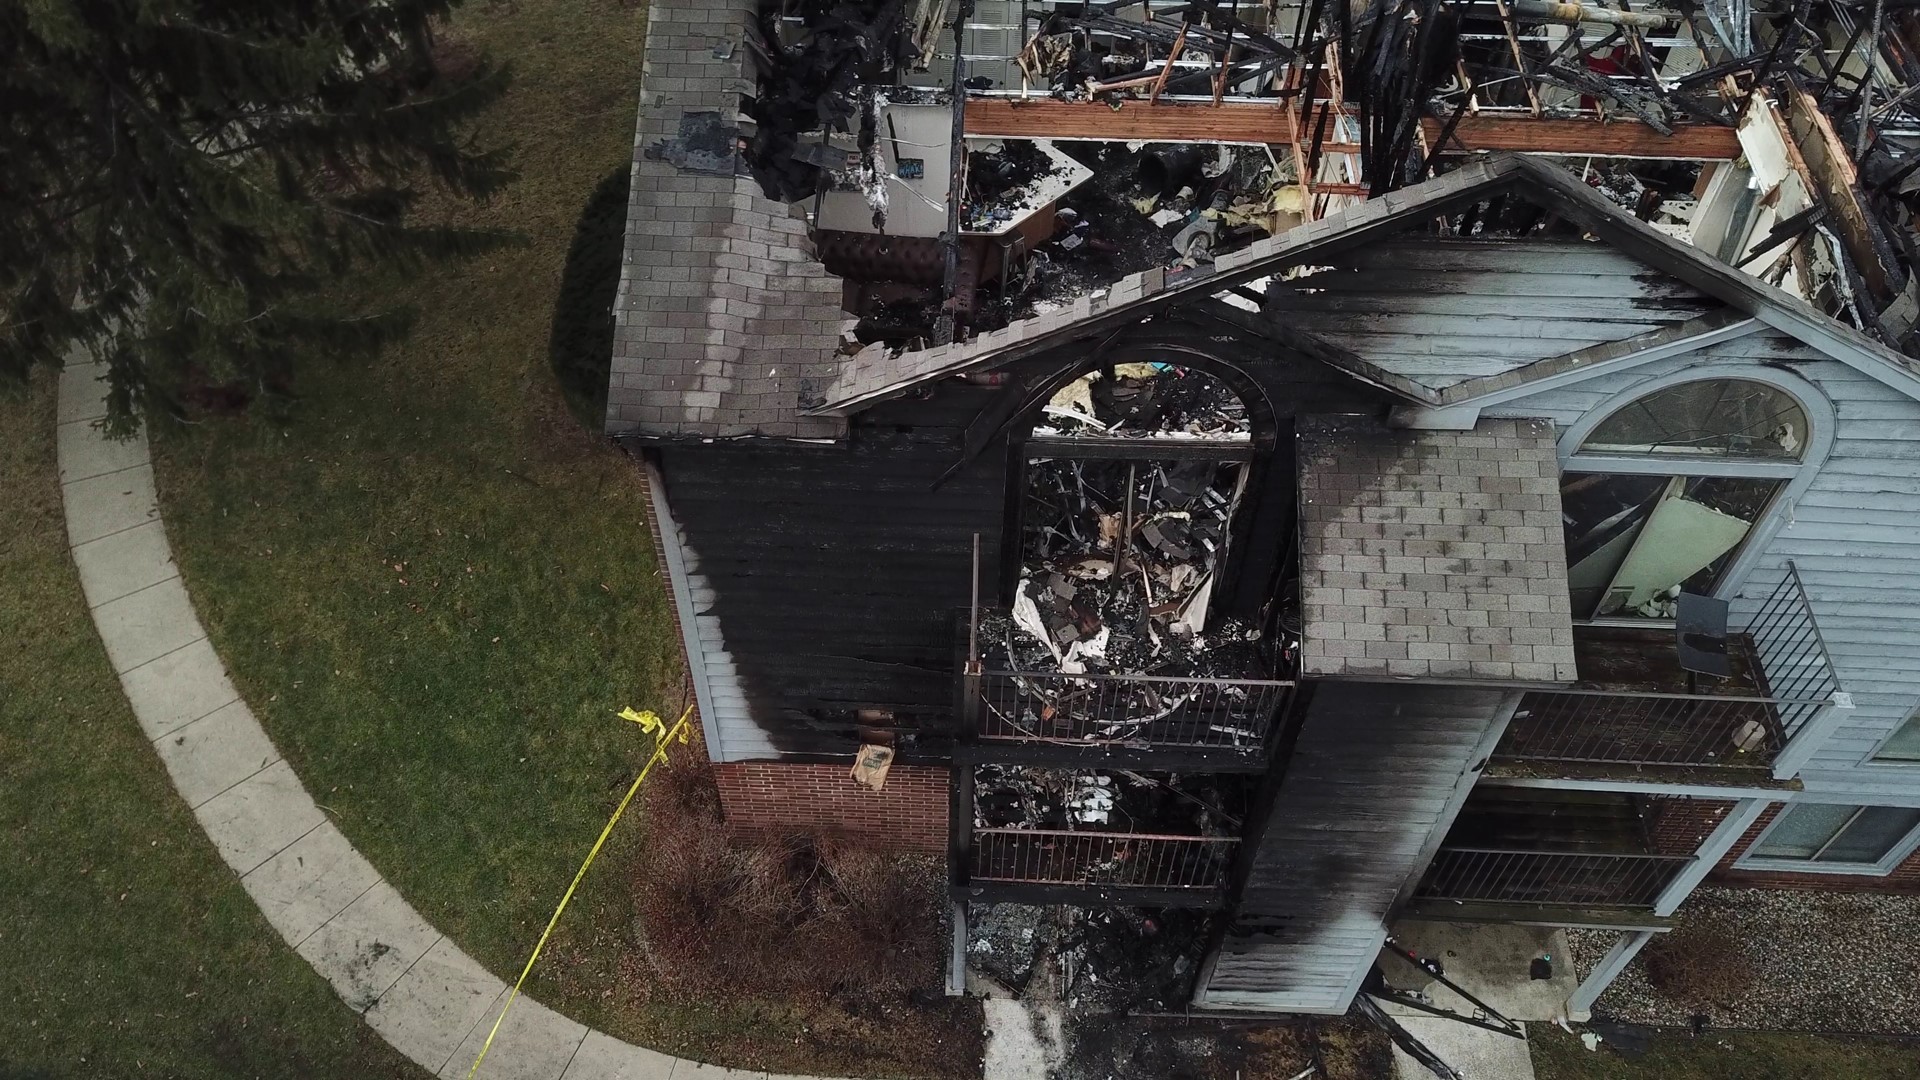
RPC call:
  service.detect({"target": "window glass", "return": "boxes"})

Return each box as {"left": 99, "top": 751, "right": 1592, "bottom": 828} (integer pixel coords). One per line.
{"left": 1584, "top": 379, "right": 1808, "bottom": 459}
{"left": 1560, "top": 473, "right": 1782, "bottom": 620}
{"left": 1827, "top": 807, "right": 1920, "bottom": 863}
{"left": 1752, "top": 803, "right": 1856, "bottom": 859}
{"left": 1875, "top": 710, "right": 1920, "bottom": 762}
{"left": 1751, "top": 803, "right": 1920, "bottom": 864}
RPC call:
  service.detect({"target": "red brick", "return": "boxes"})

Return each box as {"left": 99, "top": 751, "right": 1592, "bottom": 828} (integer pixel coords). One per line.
{"left": 712, "top": 761, "right": 949, "bottom": 855}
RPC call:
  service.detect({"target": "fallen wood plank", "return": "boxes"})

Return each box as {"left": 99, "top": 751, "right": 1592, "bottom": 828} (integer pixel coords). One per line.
{"left": 962, "top": 98, "right": 1741, "bottom": 159}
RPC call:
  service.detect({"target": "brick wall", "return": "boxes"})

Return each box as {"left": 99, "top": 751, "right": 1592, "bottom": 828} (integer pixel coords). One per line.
{"left": 1645, "top": 796, "right": 1736, "bottom": 856}
{"left": 713, "top": 761, "right": 949, "bottom": 854}
{"left": 1707, "top": 803, "right": 1920, "bottom": 893}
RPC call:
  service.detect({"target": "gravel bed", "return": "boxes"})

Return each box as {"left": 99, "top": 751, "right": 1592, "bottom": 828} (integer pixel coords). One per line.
{"left": 1567, "top": 886, "right": 1920, "bottom": 1034}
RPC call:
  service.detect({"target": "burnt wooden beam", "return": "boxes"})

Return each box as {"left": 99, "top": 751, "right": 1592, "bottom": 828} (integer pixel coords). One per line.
{"left": 963, "top": 98, "right": 1740, "bottom": 157}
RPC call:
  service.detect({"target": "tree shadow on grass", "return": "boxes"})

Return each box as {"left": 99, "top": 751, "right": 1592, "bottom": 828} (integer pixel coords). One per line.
{"left": 549, "top": 164, "right": 632, "bottom": 430}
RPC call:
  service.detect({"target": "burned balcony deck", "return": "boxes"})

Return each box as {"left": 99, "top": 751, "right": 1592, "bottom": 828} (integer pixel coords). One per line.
{"left": 968, "top": 656, "right": 1293, "bottom": 769}
{"left": 1491, "top": 565, "right": 1846, "bottom": 782}
{"left": 955, "top": 766, "right": 1248, "bottom": 907}
{"left": 1403, "top": 788, "right": 1723, "bottom": 930}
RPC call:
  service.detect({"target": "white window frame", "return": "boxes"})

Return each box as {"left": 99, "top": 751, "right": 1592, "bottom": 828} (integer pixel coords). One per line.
{"left": 1736, "top": 800, "right": 1920, "bottom": 876}
{"left": 1555, "top": 365, "right": 1835, "bottom": 623}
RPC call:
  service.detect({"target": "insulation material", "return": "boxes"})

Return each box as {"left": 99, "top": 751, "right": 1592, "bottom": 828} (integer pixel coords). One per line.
{"left": 1597, "top": 488, "right": 1753, "bottom": 618}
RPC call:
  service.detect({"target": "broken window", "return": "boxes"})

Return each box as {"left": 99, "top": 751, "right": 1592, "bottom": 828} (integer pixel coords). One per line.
{"left": 1560, "top": 473, "right": 1781, "bottom": 620}
{"left": 1582, "top": 379, "right": 1809, "bottom": 460}
{"left": 1559, "top": 379, "right": 1811, "bottom": 621}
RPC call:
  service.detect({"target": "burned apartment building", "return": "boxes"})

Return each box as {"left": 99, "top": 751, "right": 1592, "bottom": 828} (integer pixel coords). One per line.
{"left": 608, "top": 0, "right": 1920, "bottom": 1018}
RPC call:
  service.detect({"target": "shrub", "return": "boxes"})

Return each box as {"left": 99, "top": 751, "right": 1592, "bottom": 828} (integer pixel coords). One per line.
{"left": 1642, "top": 922, "right": 1756, "bottom": 1008}
{"left": 631, "top": 762, "right": 943, "bottom": 998}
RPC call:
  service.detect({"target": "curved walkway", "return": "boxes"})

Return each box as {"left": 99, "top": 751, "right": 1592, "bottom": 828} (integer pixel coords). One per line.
{"left": 55, "top": 359, "right": 828, "bottom": 1080}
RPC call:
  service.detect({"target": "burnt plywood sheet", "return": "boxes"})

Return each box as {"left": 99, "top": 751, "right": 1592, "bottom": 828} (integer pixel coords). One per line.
{"left": 1297, "top": 417, "right": 1578, "bottom": 682}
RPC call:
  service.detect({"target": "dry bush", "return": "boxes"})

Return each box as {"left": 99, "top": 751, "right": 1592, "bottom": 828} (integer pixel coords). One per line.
{"left": 632, "top": 763, "right": 943, "bottom": 999}
{"left": 1642, "top": 922, "right": 1756, "bottom": 1007}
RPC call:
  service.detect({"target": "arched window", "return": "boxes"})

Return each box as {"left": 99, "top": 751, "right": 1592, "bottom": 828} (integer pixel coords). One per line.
{"left": 1581, "top": 379, "right": 1808, "bottom": 460}
{"left": 1560, "top": 377, "right": 1815, "bottom": 621}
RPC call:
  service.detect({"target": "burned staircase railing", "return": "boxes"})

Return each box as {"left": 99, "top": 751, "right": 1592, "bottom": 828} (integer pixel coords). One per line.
{"left": 1416, "top": 848, "right": 1695, "bottom": 909}
{"left": 1498, "top": 564, "right": 1843, "bottom": 770}
{"left": 974, "top": 669, "right": 1293, "bottom": 750}
{"left": 970, "top": 828, "right": 1239, "bottom": 891}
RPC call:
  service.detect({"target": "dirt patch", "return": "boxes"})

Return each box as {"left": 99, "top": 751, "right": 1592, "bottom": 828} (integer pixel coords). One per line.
{"left": 1056, "top": 1015, "right": 1391, "bottom": 1080}
{"left": 609, "top": 760, "right": 984, "bottom": 1078}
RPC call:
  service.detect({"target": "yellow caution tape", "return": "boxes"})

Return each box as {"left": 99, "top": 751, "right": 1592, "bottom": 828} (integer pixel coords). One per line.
{"left": 465, "top": 703, "right": 695, "bottom": 1080}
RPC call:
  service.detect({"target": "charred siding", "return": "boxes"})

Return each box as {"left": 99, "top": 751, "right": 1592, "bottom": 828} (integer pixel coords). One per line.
{"left": 657, "top": 390, "right": 1007, "bottom": 759}
{"left": 1201, "top": 683, "right": 1518, "bottom": 1013}
{"left": 1267, "top": 238, "right": 1720, "bottom": 394}
{"left": 652, "top": 318, "right": 1395, "bottom": 762}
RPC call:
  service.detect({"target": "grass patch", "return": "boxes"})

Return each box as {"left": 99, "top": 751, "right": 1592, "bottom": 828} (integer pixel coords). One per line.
{"left": 1531, "top": 1024, "right": 1920, "bottom": 1080}
{"left": 548, "top": 164, "right": 630, "bottom": 428}
{"left": 0, "top": 375, "right": 421, "bottom": 1079}
{"left": 147, "top": 0, "right": 981, "bottom": 1073}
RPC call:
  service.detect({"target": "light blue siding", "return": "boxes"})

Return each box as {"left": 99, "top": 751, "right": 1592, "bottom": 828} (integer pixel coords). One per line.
{"left": 1487, "top": 332, "right": 1920, "bottom": 791}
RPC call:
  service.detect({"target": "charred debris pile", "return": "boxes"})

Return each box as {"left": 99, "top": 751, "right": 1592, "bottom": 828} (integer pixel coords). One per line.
{"left": 740, "top": 0, "right": 1920, "bottom": 359}
{"left": 982, "top": 364, "right": 1290, "bottom": 688}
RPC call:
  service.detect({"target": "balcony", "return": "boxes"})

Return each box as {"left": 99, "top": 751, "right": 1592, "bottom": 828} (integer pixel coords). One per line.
{"left": 1404, "top": 789, "right": 1716, "bottom": 929}
{"left": 968, "top": 828, "right": 1239, "bottom": 906}
{"left": 1493, "top": 565, "right": 1845, "bottom": 781}
{"left": 970, "top": 667, "right": 1294, "bottom": 767}
{"left": 1416, "top": 849, "right": 1691, "bottom": 910}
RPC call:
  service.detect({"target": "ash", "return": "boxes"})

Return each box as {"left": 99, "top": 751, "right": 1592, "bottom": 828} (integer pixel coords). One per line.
{"left": 964, "top": 140, "right": 1060, "bottom": 232}
{"left": 973, "top": 766, "right": 1247, "bottom": 835}
{"left": 969, "top": 903, "right": 1222, "bottom": 1013}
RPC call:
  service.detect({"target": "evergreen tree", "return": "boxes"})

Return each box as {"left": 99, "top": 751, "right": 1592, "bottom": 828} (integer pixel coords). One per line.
{"left": 1, "top": 0, "right": 516, "bottom": 431}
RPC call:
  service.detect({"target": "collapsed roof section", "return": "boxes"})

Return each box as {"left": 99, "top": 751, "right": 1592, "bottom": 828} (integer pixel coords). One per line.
{"left": 812, "top": 153, "right": 1920, "bottom": 415}
{"left": 606, "top": 0, "right": 1920, "bottom": 441}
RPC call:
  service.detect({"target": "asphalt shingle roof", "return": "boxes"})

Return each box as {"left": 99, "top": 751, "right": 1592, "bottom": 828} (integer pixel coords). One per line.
{"left": 604, "top": 0, "right": 849, "bottom": 439}
{"left": 1296, "top": 416, "right": 1578, "bottom": 683}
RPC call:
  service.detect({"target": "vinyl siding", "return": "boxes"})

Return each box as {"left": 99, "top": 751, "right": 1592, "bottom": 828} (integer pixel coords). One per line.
{"left": 1486, "top": 331, "right": 1920, "bottom": 790}
{"left": 1267, "top": 238, "right": 1719, "bottom": 394}
{"left": 1200, "top": 684, "right": 1516, "bottom": 1012}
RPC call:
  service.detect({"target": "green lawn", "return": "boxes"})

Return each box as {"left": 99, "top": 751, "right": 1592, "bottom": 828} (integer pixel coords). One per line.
{"left": 1532, "top": 1025, "right": 1920, "bottom": 1080}
{"left": 146, "top": 2, "right": 975, "bottom": 1074}
{"left": 0, "top": 376, "right": 422, "bottom": 1079}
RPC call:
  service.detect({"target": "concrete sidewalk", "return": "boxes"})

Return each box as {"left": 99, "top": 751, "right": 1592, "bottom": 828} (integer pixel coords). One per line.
{"left": 56, "top": 359, "right": 839, "bottom": 1080}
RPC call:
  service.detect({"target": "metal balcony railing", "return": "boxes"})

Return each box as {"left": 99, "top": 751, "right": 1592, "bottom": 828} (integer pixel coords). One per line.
{"left": 1498, "top": 563, "right": 1843, "bottom": 769}
{"left": 974, "top": 670, "right": 1293, "bottom": 750}
{"left": 970, "top": 828, "right": 1239, "bottom": 891}
{"left": 1416, "top": 848, "right": 1695, "bottom": 909}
